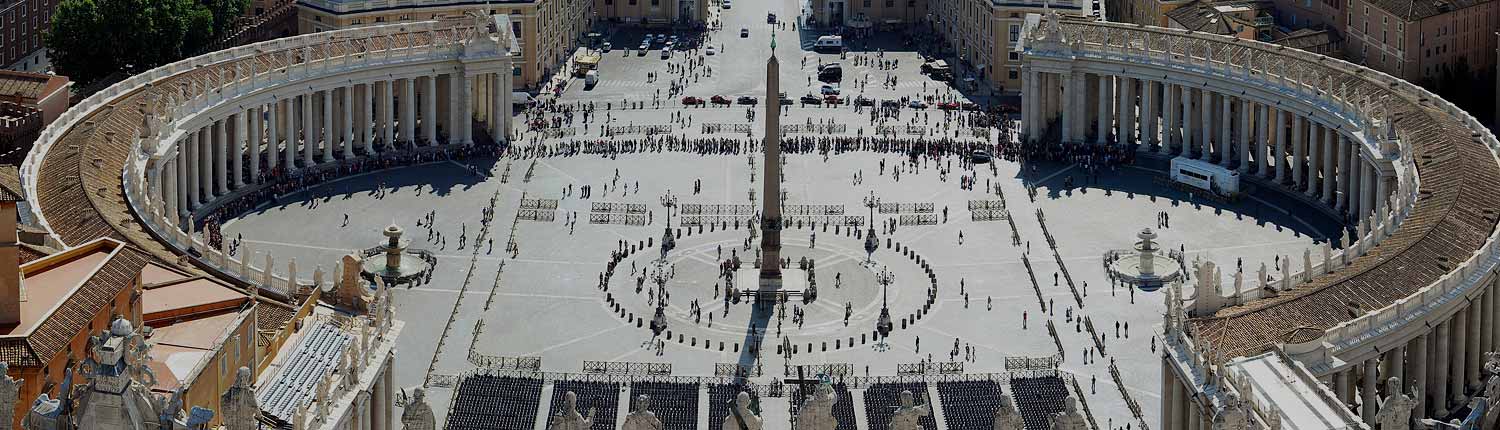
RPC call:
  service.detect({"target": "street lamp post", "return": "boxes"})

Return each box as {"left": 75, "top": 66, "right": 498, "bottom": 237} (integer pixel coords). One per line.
{"left": 660, "top": 190, "right": 678, "bottom": 261}
{"left": 863, "top": 191, "right": 880, "bottom": 265}
{"left": 649, "top": 262, "right": 672, "bottom": 335}
{"left": 875, "top": 265, "right": 894, "bottom": 348}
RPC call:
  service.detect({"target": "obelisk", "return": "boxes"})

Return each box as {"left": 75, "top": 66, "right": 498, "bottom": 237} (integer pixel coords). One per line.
{"left": 759, "top": 36, "right": 782, "bottom": 289}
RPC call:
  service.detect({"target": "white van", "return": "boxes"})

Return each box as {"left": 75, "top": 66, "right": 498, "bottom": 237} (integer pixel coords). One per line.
{"left": 814, "top": 35, "right": 843, "bottom": 52}
{"left": 1170, "top": 156, "right": 1240, "bottom": 196}
{"left": 660, "top": 49, "right": 671, "bottom": 59}
{"left": 584, "top": 70, "right": 599, "bottom": 88}
{"left": 512, "top": 91, "right": 535, "bottom": 107}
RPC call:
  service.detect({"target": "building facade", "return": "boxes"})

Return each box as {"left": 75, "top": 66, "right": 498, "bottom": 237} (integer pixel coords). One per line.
{"left": 1343, "top": 0, "right": 1499, "bottom": 82}
{"left": 593, "top": 0, "right": 708, "bottom": 26}
{"left": 930, "top": 0, "right": 1090, "bottom": 93}
{"left": 297, "top": 0, "right": 592, "bottom": 89}
{"left": 0, "top": 0, "right": 54, "bottom": 71}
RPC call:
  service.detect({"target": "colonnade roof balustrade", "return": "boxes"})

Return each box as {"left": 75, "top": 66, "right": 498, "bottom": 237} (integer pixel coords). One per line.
{"left": 20, "top": 20, "right": 481, "bottom": 293}
{"left": 1023, "top": 17, "right": 1500, "bottom": 363}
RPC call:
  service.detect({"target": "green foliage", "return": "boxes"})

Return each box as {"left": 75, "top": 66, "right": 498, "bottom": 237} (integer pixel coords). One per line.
{"left": 47, "top": 0, "right": 247, "bottom": 86}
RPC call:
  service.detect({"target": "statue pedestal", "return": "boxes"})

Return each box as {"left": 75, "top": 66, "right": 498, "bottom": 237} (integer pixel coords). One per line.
{"left": 735, "top": 268, "right": 806, "bottom": 303}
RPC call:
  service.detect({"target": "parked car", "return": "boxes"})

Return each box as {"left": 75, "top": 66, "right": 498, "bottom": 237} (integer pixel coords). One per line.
{"left": 711, "top": 95, "right": 731, "bottom": 104}
{"left": 779, "top": 94, "right": 794, "bottom": 105}
{"left": 722, "top": 0, "right": 731, "bottom": 7}
{"left": 961, "top": 102, "right": 980, "bottom": 111}
{"left": 660, "top": 49, "right": 671, "bottom": 59}
{"left": 909, "top": 100, "right": 929, "bottom": 109}
{"left": 937, "top": 102, "right": 959, "bottom": 110}
{"left": 823, "top": 95, "right": 842, "bottom": 104}
{"left": 741, "top": 28, "right": 749, "bottom": 37}
{"left": 706, "top": 46, "right": 717, "bottom": 55}
{"left": 800, "top": 94, "right": 822, "bottom": 104}
{"left": 682, "top": 96, "right": 704, "bottom": 105}
{"left": 737, "top": 96, "right": 758, "bottom": 105}
{"left": 819, "top": 84, "right": 840, "bottom": 95}
{"left": 602, "top": 42, "right": 612, "bottom": 52}
{"left": 880, "top": 99, "right": 901, "bottom": 107}
{"left": 854, "top": 96, "right": 874, "bottom": 106}
{"left": 970, "top": 150, "right": 993, "bottom": 164}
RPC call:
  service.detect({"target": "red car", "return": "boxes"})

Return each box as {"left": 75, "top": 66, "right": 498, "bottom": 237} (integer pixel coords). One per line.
{"left": 937, "top": 102, "right": 960, "bottom": 110}
{"left": 824, "top": 95, "right": 842, "bottom": 104}
{"left": 711, "top": 95, "right": 731, "bottom": 104}
{"left": 682, "top": 96, "right": 704, "bottom": 105}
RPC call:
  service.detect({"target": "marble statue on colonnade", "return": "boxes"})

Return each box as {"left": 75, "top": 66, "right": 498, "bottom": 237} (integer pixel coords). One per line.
{"left": 401, "top": 387, "right": 435, "bottom": 430}
{"left": 1375, "top": 377, "right": 1418, "bottom": 430}
{"left": 723, "top": 392, "right": 762, "bottom": 430}
{"left": 890, "top": 390, "right": 931, "bottom": 430}
{"left": 796, "top": 383, "right": 838, "bottom": 430}
{"left": 1049, "top": 395, "right": 1086, "bottom": 430}
{"left": 993, "top": 394, "right": 1024, "bottom": 430}
{"left": 219, "top": 367, "right": 259, "bottom": 430}
{"left": 1211, "top": 392, "right": 1248, "bottom": 430}
{"left": 548, "top": 391, "right": 596, "bottom": 430}
{"left": 621, "top": 394, "right": 662, "bottom": 430}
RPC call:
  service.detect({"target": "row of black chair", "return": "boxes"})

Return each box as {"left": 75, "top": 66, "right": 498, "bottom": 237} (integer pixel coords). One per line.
{"left": 1010, "top": 376, "right": 1069, "bottom": 430}
{"left": 446, "top": 375, "right": 544, "bottom": 430}
{"left": 629, "top": 381, "right": 700, "bottom": 430}
{"left": 936, "top": 380, "right": 1004, "bottom": 430}
{"left": 708, "top": 383, "right": 761, "bottom": 430}
{"left": 546, "top": 380, "right": 623, "bottom": 430}
{"left": 863, "top": 382, "right": 939, "bottom": 430}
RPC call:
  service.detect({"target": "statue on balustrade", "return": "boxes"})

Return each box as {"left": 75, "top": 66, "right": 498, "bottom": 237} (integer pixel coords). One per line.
{"left": 1375, "top": 377, "right": 1418, "bottom": 430}
{"left": 889, "top": 390, "right": 930, "bottom": 430}
{"left": 621, "top": 394, "right": 662, "bottom": 430}
{"left": 220, "top": 367, "right": 258, "bottom": 430}
{"left": 993, "top": 394, "right": 1024, "bottom": 430}
{"left": 723, "top": 391, "right": 761, "bottom": 430}
{"left": 549, "top": 391, "right": 596, "bottom": 430}
{"left": 401, "top": 387, "right": 436, "bottom": 430}
{"left": 796, "top": 383, "right": 838, "bottom": 430}
{"left": 1049, "top": 395, "right": 1086, "bottom": 430}
{"left": 1211, "top": 392, "right": 1247, "bottom": 430}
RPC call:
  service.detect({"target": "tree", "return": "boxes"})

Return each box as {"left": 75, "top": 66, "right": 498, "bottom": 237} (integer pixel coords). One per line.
{"left": 203, "top": 0, "right": 250, "bottom": 37}
{"left": 47, "top": 0, "right": 225, "bottom": 86}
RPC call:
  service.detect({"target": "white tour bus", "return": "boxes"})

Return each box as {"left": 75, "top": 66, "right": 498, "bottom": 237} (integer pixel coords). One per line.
{"left": 814, "top": 36, "right": 843, "bottom": 52}
{"left": 1170, "top": 156, "right": 1240, "bottom": 197}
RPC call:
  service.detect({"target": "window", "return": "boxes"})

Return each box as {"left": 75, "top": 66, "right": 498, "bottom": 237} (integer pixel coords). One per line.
{"left": 885, "top": 0, "right": 893, "bottom": 6}
{"left": 1009, "top": 51, "right": 1019, "bottom": 60}
{"left": 1009, "top": 24, "right": 1020, "bottom": 42}
{"left": 863, "top": 0, "right": 870, "bottom": 6}
{"left": 1008, "top": 70, "right": 1019, "bottom": 79}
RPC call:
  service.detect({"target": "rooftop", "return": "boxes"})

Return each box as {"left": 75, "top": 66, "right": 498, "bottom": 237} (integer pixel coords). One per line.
{"left": 0, "top": 238, "right": 153, "bottom": 366}
{"left": 0, "top": 71, "right": 68, "bottom": 106}
{"left": 1165, "top": 0, "right": 1272, "bottom": 34}
{"left": 1364, "top": 0, "right": 1491, "bottom": 21}
{"left": 1226, "top": 351, "right": 1362, "bottom": 430}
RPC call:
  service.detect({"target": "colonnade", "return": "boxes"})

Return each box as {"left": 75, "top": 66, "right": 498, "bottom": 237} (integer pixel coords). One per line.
{"left": 1159, "top": 274, "right": 1500, "bottom": 429}
{"left": 147, "top": 70, "right": 513, "bottom": 224}
{"left": 1022, "top": 68, "right": 1393, "bottom": 223}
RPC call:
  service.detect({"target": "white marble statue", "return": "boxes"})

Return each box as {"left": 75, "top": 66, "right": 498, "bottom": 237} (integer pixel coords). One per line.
{"left": 724, "top": 391, "right": 762, "bottom": 430}
{"left": 993, "top": 394, "right": 1024, "bottom": 430}
{"left": 1050, "top": 395, "right": 1086, "bottom": 430}
{"left": 621, "top": 394, "right": 663, "bottom": 430}
{"left": 1211, "top": 392, "right": 1248, "bottom": 430}
{"left": 549, "top": 391, "right": 596, "bottom": 430}
{"left": 401, "top": 387, "right": 436, "bottom": 430}
{"left": 796, "top": 383, "right": 838, "bottom": 430}
{"left": 219, "top": 367, "right": 258, "bottom": 430}
{"left": 0, "top": 362, "right": 17, "bottom": 430}
{"left": 1375, "top": 377, "right": 1417, "bottom": 430}
{"left": 890, "top": 390, "right": 931, "bottom": 430}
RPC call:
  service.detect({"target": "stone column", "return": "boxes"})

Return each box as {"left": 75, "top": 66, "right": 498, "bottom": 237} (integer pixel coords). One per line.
{"left": 424, "top": 76, "right": 438, "bottom": 145}
{"left": 383, "top": 359, "right": 394, "bottom": 430}
{"left": 232, "top": 112, "right": 244, "bottom": 189}
{"left": 1468, "top": 301, "right": 1482, "bottom": 389}
{"left": 1142, "top": 80, "right": 1157, "bottom": 150}
{"left": 1359, "top": 161, "right": 1374, "bottom": 219}
{"left": 1452, "top": 311, "right": 1467, "bottom": 406}
{"left": 1238, "top": 99, "right": 1251, "bottom": 172}
{"left": 1335, "top": 134, "right": 1348, "bottom": 210}
{"left": 1162, "top": 359, "right": 1176, "bottom": 430}
{"left": 1183, "top": 86, "right": 1195, "bottom": 156}
{"left": 1256, "top": 104, "right": 1269, "bottom": 176}
{"left": 1322, "top": 126, "right": 1336, "bottom": 204}
{"left": 1376, "top": 173, "right": 1391, "bottom": 217}
{"left": 460, "top": 74, "right": 474, "bottom": 145}
{"left": 197, "top": 128, "right": 210, "bottom": 206}
{"left": 215, "top": 119, "right": 228, "bottom": 196}
{"left": 164, "top": 159, "right": 179, "bottom": 222}
{"left": 1361, "top": 358, "right": 1378, "bottom": 425}
{"left": 1060, "top": 73, "right": 1074, "bottom": 143}
{"left": 1160, "top": 83, "right": 1175, "bottom": 154}
{"left": 1218, "top": 95, "right": 1231, "bottom": 166}
{"left": 1273, "top": 109, "right": 1287, "bottom": 182}
{"left": 248, "top": 106, "right": 260, "bottom": 183}
{"left": 267, "top": 103, "right": 278, "bottom": 171}
{"left": 401, "top": 78, "right": 417, "bottom": 146}
{"left": 176, "top": 141, "right": 189, "bottom": 215}
{"left": 284, "top": 98, "right": 297, "bottom": 169}
{"left": 364, "top": 82, "right": 377, "bottom": 154}
{"left": 344, "top": 86, "right": 356, "bottom": 158}
{"left": 323, "top": 90, "right": 335, "bottom": 160}
{"left": 501, "top": 67, "right": 513, "bottom": 143}
{"left": 490, "top": 74, "right": 504, "bottom": 144}
{"left": 1199, "top": 89, "right": 1212, "bottom": 160}
{"left": 1306, "top": 122, "right": 1321, "bottom": 198}
{"left": 449, "top": 73, "right": 465, "bottom": 146}
{"left": 1291, "top": 116, "right": 1305, "bottom": 191}
{"left": 302, "top": 94, "right": 316, "bottom": 166}
{"left": 382, "top": 81, "right": 396, "bottom": 149}
{"left": 1409, "top": 333, "right": 1428, "bottom": 417}
{"left": 1435, "top": 320, "right": 1450, "bottom": 414}
{"left": 1486, "top": 290, "right": 1496, "bottom": 363}
{"left": 1097, "top": 75, "right": 1110, "bottom": 145}
{"left": 1388, "top": 346, "right": 1405, "bottom": 394}
{"left": 1118, "top": 77, "right": 1133, "bottom": 145}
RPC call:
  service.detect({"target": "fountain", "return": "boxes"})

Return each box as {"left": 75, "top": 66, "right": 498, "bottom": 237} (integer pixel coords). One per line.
{"left": 1104, "top": 228, "right": 1184, "bottom": 291}
{"left": 359, "top": 224, "right": 437, "bottom": 287}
